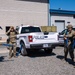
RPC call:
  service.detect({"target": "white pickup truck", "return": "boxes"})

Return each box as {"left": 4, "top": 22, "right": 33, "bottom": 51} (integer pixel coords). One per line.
{"left": 16, "top": 25, "right": 59, "bottom": 56}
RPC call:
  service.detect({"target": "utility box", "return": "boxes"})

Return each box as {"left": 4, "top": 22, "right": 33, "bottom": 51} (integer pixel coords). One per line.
{"left": 41, "top": 26, "right": 57, "bottom": 32}
{"left": 51, "top": 26, "right": 57, "bottom": 32}
{"left": 41, "top": 26, "right": 51, "bottom": 32}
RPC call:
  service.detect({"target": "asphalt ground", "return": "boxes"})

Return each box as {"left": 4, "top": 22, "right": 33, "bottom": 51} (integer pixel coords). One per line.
{"left": 0, "top": 46, "right": 75, "bottom": 75}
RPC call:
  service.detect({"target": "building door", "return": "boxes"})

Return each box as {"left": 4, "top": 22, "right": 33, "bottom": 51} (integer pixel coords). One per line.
{"left": 55, "top": 21, "right": 65, "bottom": 32}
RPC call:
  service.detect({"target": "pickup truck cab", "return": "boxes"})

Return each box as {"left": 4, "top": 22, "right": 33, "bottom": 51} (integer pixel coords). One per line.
{"left": 16, "top": 25, "right": 59, "bottom": 56}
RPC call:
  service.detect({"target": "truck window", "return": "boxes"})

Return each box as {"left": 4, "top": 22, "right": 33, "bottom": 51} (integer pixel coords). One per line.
{"left": 16, "top": 27, "right": 19, "bottom": 32}
{"left": 21, "top": 27, "right": 41, "bottom": 34}
{"left": 61, "top": 29, "right": 67, "bottom": 35}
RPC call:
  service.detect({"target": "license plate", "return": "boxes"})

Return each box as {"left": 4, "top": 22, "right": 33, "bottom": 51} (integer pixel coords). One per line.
{"left": 43, "top": 44, "right": 48, "bottom": 47}
{"left": 59, "top": 38, "right": 63, "bottom": 40}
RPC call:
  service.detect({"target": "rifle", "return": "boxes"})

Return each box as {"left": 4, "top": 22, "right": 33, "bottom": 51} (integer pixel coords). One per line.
{"left": 0, "top": 43, "right": 13, "bottom": 47}
{"left": 0, "top": 43, "right": 22, "bottom": 56}
{"left": 64, "top": 29, "right": 68, "bottom": 46}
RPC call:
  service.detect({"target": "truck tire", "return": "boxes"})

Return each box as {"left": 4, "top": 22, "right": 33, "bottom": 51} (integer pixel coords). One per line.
{"left": 20, "top": 42, "right": 28, "bottom": 56}
{"left": 44, "top": 49, "right": 53, "bottom": 54}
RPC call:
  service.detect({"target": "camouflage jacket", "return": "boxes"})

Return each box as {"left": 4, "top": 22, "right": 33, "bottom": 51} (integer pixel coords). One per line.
{"left": 6, "top": 30, "right": 18, "bottom": 43}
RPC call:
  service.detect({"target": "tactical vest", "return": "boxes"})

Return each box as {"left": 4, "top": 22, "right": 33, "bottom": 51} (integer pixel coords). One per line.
{"left": 65, "top": 30, "right": 74, "bottom": 42}
{"left": 9, "top": 30, "right": 17, "bottom": 43}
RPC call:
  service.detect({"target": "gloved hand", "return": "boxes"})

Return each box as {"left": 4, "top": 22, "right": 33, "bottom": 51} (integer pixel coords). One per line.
{"left": 64, "top": 35, "right": 67, "bottom": 40}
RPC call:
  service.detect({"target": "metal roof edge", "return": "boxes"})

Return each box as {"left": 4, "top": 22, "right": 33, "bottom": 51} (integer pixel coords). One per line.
{"left": 50, "top": 9, "right": 75, "bottom": 15}
{"left": 17, "top": 0, "right": 49, "bottom": 3}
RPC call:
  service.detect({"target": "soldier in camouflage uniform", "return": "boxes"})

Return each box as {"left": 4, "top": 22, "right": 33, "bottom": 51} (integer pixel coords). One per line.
{"left": 6, "top": 26, "right": 18, "bottom": 59}
{"left": 64, "top": 24, "right": 75, "bottom": 62}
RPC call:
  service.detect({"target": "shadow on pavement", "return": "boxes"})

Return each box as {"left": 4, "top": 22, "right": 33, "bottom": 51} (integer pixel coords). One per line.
{"left": 0, "top": 56, "right": 14, "bottom": 62}
{"left": 66, "top": 59, "right": 75, "bottom": 66}
{"left": 56, "top": 55, "right": 75, "bottom": 66}
{"left": 28, "top": 50, "right": 56, "bottom": 58}
{"left": 0, "top": 56, "right": 6, "bottom": 62}
{"left": 56, "top": 55, "right": 64, "bottom": 60}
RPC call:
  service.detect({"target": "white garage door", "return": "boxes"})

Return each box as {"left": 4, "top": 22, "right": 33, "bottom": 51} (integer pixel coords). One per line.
{"left": 55, "top": 21, "right": 65, "bottom": 32}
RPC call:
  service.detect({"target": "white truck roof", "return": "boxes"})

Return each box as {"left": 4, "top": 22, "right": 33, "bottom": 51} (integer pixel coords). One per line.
{"left": 17, "top": 25, "right": 40, "bottom": 28}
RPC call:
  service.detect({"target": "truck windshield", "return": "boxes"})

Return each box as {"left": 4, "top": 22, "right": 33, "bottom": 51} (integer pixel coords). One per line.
{"left": 61, "top": 29, "right": 67, "bottom": 35}
{"left": 21, "top": 27, "right": 41, "bottom": 33}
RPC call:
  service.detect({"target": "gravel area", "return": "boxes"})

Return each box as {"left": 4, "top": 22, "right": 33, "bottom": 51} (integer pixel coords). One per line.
{"left": 0, "top": 47, "right": 75, "bottom": 75}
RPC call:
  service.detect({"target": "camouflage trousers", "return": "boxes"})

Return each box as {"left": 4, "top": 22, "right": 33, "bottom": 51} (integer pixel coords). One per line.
{"left": 9, "top": 42, "right": 17, "bottom": 57}
{"left": 64, "top": 42, "right": 74, "bottom": 60}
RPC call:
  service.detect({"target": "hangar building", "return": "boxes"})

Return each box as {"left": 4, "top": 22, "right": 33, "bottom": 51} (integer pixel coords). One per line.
{"left": 0, "top": 0, "right": 49, "bottom": 33}
{"left": 50, "top": 9, "right": 75, "bottom": 32}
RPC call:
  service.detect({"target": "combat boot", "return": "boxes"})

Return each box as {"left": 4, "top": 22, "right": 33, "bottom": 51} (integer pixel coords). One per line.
{"left": 14, "top": 55, "right": 18, "bottom": 58}
{"left": 9, "top": 56, "right": 12, "bottom": 59}
{"left": 72, "top": 58, "right": 74, "bottom": 62}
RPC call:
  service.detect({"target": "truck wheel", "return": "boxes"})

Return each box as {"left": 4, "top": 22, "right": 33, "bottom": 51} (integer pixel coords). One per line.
{"left": 44, "top": 49, "right": 53, "bottom": 54}
{"left": 20, "top": 42, "right": 27, "bottom": 56}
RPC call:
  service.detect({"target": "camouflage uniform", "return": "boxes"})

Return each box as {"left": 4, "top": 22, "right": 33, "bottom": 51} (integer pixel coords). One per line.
{"left": 64, "top": 25, "right": 75, "bottom": 62}
{"left": 6, "top": 26, "right": 18, "bottom": 58}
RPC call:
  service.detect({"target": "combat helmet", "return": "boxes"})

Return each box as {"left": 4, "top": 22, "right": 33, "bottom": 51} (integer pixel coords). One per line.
{"left": 67, "top": 24, "right": 73, "bottom": 29}
{"left": 10, "top": 26, "right": 14, "bottom": 29}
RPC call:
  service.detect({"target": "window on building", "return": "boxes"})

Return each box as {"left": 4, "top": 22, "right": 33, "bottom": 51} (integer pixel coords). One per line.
{"left": 67, "top": 22, "right": 70, "bottom": 23}
{"left": 6, "top": 26, "right": 10, "bottom": 32}
{"left": 0, "top": 26, "right": 2, "bottom": 30}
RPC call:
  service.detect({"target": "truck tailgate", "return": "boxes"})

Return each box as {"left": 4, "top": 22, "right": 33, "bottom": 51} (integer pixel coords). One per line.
{"left": 29, "top": 32, "right": 59, "bottom": 44}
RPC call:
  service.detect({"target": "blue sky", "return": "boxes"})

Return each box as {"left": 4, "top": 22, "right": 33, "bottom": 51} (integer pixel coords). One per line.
{"left": 50, "top": 0, "right": 75, "bottom": 11}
